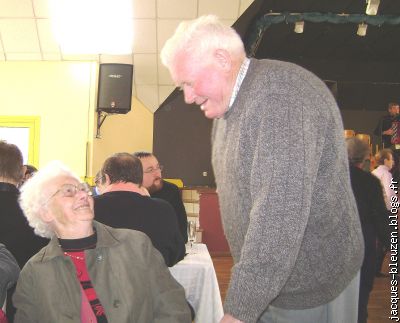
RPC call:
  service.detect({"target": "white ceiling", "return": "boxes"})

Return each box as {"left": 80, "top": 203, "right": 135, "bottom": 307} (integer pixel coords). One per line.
{"left": 0, "top": 0, "right": 254, "bottom": 112}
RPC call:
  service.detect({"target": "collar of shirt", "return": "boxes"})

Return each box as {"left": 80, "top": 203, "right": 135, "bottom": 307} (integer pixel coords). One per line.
{"left": 102, "top": 182, "right": 145, "bottom": 195}
{"left": 0, "top": 182, "right": 19, "bottom": 193}
{"left": 227, "top": 57, "right": 250, "bottom": 111}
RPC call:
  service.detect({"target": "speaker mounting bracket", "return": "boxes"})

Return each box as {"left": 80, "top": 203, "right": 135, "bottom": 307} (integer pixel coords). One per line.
{"left": 96, "top": 110, "right": 108, "bottom": 139}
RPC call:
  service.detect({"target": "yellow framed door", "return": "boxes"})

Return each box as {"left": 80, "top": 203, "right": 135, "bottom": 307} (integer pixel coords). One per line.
{"left": 0, "top": 116, "right": 40, "bottom": 167}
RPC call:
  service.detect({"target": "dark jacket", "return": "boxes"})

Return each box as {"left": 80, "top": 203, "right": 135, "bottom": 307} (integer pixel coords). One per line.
{"left": 349, "top": 165, "right": 390, "bottom": 252}
{"left": 151, "top": 180, "right": 188, "bottom": 243}
{"left": 0, "top": 182, "right": 48, "bottom": 268}
{"left": 374, "top": 115, "right": 393, "bottom": 148}
{"left": 94, "top": 191, "right": 185, "bottom": 266}
{"left": 13, "top": 221, "right": 191, "bottom": 323}
{"left": 0, "top": 182, "right": 48, "bottom": 321}
{"left": 0, "top": 244, "right": 20, "bottom": 306}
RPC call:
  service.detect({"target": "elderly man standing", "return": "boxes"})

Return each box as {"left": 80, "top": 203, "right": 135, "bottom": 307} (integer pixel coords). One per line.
{"left": 161, "top": 15, "right": 364, "bottom": 323}
{"left": 133, "top": 151, "right": 188, "bottom": 243}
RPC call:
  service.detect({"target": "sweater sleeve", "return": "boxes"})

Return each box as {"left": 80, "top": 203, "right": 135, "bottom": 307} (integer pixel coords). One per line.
{"left": 13, "top": 262, "right": 37, "bottom": 323}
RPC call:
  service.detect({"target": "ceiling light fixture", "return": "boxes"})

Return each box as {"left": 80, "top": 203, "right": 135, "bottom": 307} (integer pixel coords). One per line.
{"left": 49, "top": 0, "right": 133, "bottom": 55}
{"left": 294, "top": 21, "right": 304, "bottom": 33}
{"left": 357, "top": 23, "right": 368, "bottom": 36}
{"left": 366, "top": 0, "right": 380, "bottom": 15}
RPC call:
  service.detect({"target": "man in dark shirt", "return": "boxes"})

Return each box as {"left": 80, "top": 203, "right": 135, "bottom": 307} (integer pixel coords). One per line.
{"left": 133, "top": 151, "right": 188, "bottom": 243}
{"left": 94, "top": 153, "right": 185, "bottom": 267}
{"left": 0, "top": 141, "right": 48, "bottom": 321}
{"left": 346, "top": 137, "right": 390, "bottom": 323}
{"left": 374, "top": 102, "right": 400, "bottom": 149}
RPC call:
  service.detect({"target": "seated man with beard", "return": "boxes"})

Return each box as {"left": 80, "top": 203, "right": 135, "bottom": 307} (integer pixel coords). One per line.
{"left": 133, "top": 152, "right": 188, "bottom": 243}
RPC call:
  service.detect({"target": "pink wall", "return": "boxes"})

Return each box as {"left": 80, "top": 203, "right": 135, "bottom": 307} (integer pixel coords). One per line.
{"left": 199, "top": 189, "right": 230, "bottom": 255}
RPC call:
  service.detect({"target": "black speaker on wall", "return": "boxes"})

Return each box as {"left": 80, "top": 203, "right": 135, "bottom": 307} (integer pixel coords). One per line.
{"left": 97, "top": 63, "right": 133, "bottom": 114}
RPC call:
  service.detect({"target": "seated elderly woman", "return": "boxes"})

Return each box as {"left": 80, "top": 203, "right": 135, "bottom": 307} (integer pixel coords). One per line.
{"left": 14, "top": 161, "right": 191, "bottom": 323}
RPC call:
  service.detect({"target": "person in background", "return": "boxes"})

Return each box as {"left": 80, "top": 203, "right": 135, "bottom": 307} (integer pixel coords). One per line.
{"left": 93, "top": 170, "right": 107, "bottom": 196}
{"left": 374, "top": 102, "right": 400, "bottom": 183}
{"left": 374, "top": 102, "right": 400, "bottom": 149}
{"left": 161, "top": 15, "right": 364, "bottom": 323}
{"left": 346, "top": 137, "right": 390, "bottom": 323}
{"left": 133, "top": 151, "right": 188, "bottom": 243}
{"left": 94, "top": 153, "right": 185, "bottom": 267}
{"left": 372, "top": 149, "right": 396, "bottom": 210}
{"left": 0, "top": 141, "right": 48, "bottom": 322}
{"left": 0, "top": 244, "right": 20, "bottom": 323}
{"left": 14, "top": 160, "right": 191, "bottom": 323}
{"left": 95, "top": 169, "right": 149, "bottom": 197}
{"left": 20, "top": 165, "right": 37, "bottom": 187}
{"left": 372, "top": 148, "right": 395, "bottom": 278}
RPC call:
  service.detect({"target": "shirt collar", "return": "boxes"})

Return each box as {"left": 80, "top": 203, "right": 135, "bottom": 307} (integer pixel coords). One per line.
{"left": 228, "top": 57, "right": 250, "bottom": 110}
{"left": 102, "top": 182, "right": 143, "bottom": 195}
{"left": 0, "top": 182, "right": 19, "bottom": 193}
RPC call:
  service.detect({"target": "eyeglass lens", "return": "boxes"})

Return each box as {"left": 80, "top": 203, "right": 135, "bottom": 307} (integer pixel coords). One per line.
{"left": 60, "top": 183, "right": 92, "bottom": 197}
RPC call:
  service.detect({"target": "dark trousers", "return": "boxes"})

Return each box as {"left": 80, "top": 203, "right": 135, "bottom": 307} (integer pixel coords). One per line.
{"left": 359, "top": 256, "right": 376, "bottom": 323}
{"left": 391, "top": 148, "right": 400, "bottom": 184}
{"left": 375, "top": 240, "right": 388, "bottom": 274}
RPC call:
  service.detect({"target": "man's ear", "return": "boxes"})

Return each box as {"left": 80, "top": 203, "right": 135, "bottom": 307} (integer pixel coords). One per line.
{"left": 104, "top": 173, "right": 111, "bottom": 186}
{"left": 21, "top": 165, "right": 27, "bottom": 179}
{"left": 214, "top": 49, "right": 232, "bottom": 72}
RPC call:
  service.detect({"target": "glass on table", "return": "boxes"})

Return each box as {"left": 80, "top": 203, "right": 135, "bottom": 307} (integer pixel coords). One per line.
{"left": 187, "top": 220, "right": 197, "bottom": 253}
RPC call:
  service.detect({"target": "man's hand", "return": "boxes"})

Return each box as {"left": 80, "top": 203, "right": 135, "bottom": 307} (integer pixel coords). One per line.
{"left": 220, "top": 314, "right": 244, "bottom": 323}
{"left": 383, "top": 129, "right": 394, "bottom": 136}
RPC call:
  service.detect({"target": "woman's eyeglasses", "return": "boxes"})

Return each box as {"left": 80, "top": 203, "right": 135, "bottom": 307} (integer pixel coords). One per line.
{"left": 43, "top": 183, "right": 92, "bottom": 205}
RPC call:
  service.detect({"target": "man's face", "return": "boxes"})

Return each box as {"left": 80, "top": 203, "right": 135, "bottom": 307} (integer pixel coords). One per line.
{"left": 385, "top": 153, "right": 395, "bottom": 170}
{"left": 140, "top": 156, "right": 163, "bottom": 194}
{"left": 171, "top": 50, "right": 232, "bottom": 119}
{"left": 94, "top": 173, "right": 107, "bottom": 195}
{"left": 388, "top": 105, "right": 400, "bottom": 117}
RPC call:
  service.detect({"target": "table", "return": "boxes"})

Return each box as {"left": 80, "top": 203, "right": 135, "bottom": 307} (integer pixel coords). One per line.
{"left": 169, "top": 243, "right": 224, "bottom": 323}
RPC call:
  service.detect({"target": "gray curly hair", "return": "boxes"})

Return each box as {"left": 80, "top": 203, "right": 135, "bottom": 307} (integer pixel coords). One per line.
{"left": 19, "top": 160, "right": 80, "bottom": 238}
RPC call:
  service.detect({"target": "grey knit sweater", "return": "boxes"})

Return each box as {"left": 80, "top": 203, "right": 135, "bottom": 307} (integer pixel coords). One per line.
{"left": 212, "top": 59, "right": 364, "bottom": 323}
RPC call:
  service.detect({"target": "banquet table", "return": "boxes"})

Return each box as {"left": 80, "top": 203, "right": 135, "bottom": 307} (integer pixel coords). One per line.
{"left": 169, "top": 243, "right": 224, "bottom": 323}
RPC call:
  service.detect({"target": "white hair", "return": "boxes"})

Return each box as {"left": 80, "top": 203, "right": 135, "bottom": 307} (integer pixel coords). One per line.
{"left": 160, "top": 15, "right": 246, "bottom": 70}
{"left": 19, "top": 160, "right": 80, "bottom": 238}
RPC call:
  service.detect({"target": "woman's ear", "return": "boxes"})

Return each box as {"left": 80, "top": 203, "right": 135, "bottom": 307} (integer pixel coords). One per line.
{"left": 39, "top": 206, "right": 53, "bottom": 223}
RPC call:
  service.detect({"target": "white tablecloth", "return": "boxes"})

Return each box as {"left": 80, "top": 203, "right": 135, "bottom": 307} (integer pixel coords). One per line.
{"left": 169, "top": 243, "right": 224, "bottom": 323}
